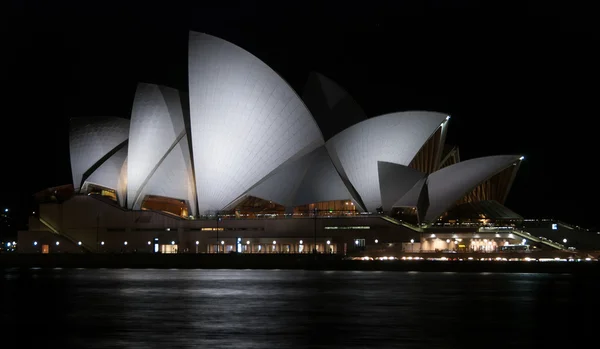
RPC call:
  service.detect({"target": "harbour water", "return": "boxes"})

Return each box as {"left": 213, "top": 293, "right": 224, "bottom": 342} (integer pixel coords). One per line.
{"left": 2, "top": 269, "right": 598, "bottom": 348}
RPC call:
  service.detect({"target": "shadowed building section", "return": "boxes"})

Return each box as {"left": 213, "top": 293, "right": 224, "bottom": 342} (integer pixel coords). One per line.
{"left": 240, "top": 146, "right": 355, "bottom": 210}
{"left": 302, "top": 72, "right": 367, "bottom": 140}
{"left": 392, "top": 177, "right": 430, "bottom": 224}
{"left": 439, "top": 145, "right": 460, "bottom": 169}
{"left": 188, "top": 32, "right": 324, "bottom": 213}
{"left": 455, "top": 162, "right": 521, "bottom": 206}
{"left": 440, "top": 200, "right": 523, "bottom": 224}
{"left": 408, "top": 118, "right": 449, "bottom": 174}
{"left": 377, "top": 161, "right": 425, "bottom": 213}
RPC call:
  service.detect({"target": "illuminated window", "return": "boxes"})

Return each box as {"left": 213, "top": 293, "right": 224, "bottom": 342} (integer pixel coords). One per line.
{"left": 354, "top": 239, "right": 365, "bottom": 247}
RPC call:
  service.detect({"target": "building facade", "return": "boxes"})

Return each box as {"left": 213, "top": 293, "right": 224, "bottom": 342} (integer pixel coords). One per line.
{"left": 18, "top": 32, "right": 546, "bottom": 255}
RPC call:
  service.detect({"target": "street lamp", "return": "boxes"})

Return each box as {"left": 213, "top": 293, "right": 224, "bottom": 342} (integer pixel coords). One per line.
{"left": 313, "top": 207, "right": 318, "bottom": 254}
{"left": 216, "top": 211, "right": 221, "bottom": 253}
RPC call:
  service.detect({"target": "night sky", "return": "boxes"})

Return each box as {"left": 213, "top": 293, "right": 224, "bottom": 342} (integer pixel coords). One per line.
{"left": 5, "top": 1, "right": 599, "bottom": 232}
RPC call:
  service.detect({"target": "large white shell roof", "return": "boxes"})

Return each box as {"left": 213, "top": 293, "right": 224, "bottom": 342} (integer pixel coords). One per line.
{"left": 326, "top": 111, "right": 448, "bottom": 212}
{"left": 188, "top": 32, "right": 324, "bottom": 213}
{"left": 424, "top": 155, "right": 523, "bottom": 222}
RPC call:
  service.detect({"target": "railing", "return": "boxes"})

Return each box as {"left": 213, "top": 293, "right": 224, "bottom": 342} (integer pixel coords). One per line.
{"left": 38, "top": 217, "right": 93, "bottom": 252}
{"left": 478, "top": 227, "right": 567, "bottom": 250}
{"left": 378, "top": 215, "right": 424, "bottom": 232}
{"left": 198, "top": 212, "right": 373, "bottom": 220}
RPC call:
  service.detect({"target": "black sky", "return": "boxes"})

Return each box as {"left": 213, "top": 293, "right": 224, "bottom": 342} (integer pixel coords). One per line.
{"left": 5, "top": 0, "right": 599, "bottom": 230}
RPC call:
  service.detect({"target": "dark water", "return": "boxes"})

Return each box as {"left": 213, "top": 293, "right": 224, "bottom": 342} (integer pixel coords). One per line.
{"left": 2, "top": 269, "right": 599, "bottom": 348}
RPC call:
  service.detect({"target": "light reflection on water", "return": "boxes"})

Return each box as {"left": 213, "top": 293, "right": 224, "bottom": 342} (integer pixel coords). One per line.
{"left": 1, "top": 269, "right": 599, "bottom": 348}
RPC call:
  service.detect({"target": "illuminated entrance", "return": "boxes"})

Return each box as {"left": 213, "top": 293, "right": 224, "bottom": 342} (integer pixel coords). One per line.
{"left": 141, "top": 195, "right": 189, "bottom": 218}
{"left": 160, "top": 243, "right": 178, "bottom": 254}
{"left": 82, "top": 183, "right": 118, "bottom": 202}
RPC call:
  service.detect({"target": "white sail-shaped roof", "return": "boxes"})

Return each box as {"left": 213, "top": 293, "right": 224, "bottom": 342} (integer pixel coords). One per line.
{"left": 424, "top": 155, "right": 523, "bottom": 222}
{"left": 325, "top": 111, "right": 448, "bottom": 212}
{"left": 69, "top": 117, "right": 130, "bottom": 192}
{"left": 188, "top": 32, "right": 324, "bottom": 213}
{"left": 84, "top": 146, "right": 128, "bottom": 204}
{"left": 126, "top": 83, "right": 188, "bottom": 210}
{"left": 131, "top": 137, "right": 197, "bottom": 215}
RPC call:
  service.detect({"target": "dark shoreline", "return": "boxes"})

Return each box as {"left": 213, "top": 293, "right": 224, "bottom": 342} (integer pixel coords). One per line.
{"left": 1, "top": 254, "right": 599, "bottom": 274}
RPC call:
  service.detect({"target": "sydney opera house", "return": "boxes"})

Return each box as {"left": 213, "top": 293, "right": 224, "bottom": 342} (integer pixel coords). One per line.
{"left": 19, "top": 32, "right": 565, "bottom": 255}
